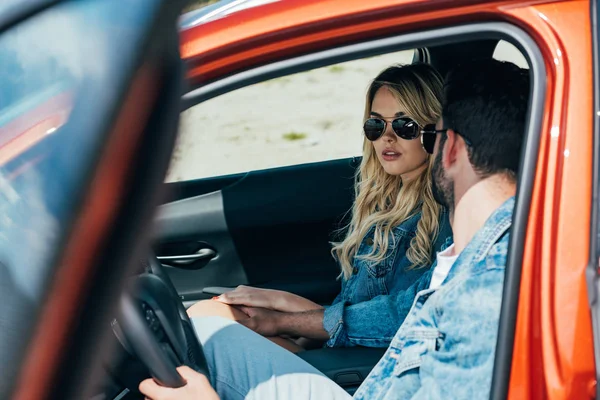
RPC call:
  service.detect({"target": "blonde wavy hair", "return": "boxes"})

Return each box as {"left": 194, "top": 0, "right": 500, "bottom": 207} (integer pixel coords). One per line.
{"left": 332, "top": 63, "right": 445, "bottom": 279}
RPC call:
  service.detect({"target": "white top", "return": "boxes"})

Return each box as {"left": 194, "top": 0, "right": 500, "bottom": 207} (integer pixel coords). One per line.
{"left": 429, "top": 244, "right": 458, "bottom": 290}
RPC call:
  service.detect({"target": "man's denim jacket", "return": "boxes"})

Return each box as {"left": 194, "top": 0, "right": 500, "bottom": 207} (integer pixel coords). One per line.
{"left": 323, "top": 209, "right": 453, "bottom": 348}
{"left": 353, "top": 197, "right": 514, "bottom": 399}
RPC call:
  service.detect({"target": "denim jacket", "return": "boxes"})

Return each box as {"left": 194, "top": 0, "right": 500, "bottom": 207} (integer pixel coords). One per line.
{"left": 323, "top": 209, "right": 453, "bottom": 348}
{"left": 353, "top": 197, "right": 514, "bottom": 400}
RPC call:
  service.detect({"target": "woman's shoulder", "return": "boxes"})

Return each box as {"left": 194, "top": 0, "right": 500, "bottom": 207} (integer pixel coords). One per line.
{"left": 389, "top": 205, "right": 453, "bottom": 240}
{"left": 392, "top": 206, "right": 452, "bottom": 240}
{"left": 392, "top": 210, "right": 422, "bottom": 235}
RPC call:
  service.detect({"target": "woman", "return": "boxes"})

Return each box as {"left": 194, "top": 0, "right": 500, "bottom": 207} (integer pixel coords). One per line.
{"left": 187, "top": 63, "right": 452, "bottom": 352}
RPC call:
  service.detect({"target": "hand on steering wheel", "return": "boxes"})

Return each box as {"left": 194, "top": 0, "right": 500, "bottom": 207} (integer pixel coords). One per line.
{"left": 139, "top": 366, "right": 219, "bottom": 400}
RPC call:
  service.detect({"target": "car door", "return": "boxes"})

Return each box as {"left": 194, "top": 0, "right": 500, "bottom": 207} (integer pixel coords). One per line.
{"left": 0, "top": 0, "right": 185, "bottom": 399}
{"left": 159, "top": 157, "right": 357, "bottom": 306}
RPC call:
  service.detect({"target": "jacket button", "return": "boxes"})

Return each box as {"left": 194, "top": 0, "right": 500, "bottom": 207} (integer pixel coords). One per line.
{"left": 352, "top": 266, "right": 359, "bottom": 275}
{"left": 366, "top": 237, "right": 374, "bottom": 246}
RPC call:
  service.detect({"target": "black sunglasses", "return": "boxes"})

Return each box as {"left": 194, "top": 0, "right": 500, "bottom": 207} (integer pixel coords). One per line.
{"left": 420, "top": 124, "right": 473, "bottom": 155}
{"left": 363, "top": 117, "right": 422, "bottom": 141}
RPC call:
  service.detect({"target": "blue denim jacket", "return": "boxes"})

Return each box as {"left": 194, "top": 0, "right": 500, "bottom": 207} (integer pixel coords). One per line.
{"left": 353, "top": 197, "right": 514, "bottom": 400}
{"left": 323, "top": 209, "right": 453, "bottom": 348}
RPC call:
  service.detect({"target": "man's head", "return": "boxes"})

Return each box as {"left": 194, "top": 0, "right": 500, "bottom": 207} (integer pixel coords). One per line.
{"left": 430, "top": 59, "right": 530, "bottom": 209}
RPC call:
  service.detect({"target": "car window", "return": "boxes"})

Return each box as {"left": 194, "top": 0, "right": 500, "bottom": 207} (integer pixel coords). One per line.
{"left": 168, "top": 50, "right": 414, "bottom": 182}
{"left": 493, "top": 39, "right": 529, "bottom": 69}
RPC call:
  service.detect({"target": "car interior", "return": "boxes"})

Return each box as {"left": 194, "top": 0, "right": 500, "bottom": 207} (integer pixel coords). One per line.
{"left": 87, "top": 36, "right": 534, "bottom": 399}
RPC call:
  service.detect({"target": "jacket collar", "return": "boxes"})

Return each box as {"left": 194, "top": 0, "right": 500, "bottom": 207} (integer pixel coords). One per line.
{"left": 443, "top": 196, "right": 515, "bottom": 283}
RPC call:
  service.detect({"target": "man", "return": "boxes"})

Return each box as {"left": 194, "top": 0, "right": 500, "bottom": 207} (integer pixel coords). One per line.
{"left": 139, "top": 58, "right": 530, "bottom": 399}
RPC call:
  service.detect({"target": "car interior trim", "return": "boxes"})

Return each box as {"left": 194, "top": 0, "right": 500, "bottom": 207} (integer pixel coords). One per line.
{"left": 155, "top": 190, "right": 248, "bottom": 302}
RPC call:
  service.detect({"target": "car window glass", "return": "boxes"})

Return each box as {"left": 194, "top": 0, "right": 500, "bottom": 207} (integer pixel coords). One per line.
{"left": 168, "top": 50, "right": 414, "bottom": 182}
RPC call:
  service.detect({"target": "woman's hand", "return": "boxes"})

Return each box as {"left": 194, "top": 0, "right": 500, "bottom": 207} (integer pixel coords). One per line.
{"left": 215, "top": 286, "right": 278, "bottom": 310}
{"left": 216, "top": 285, "right": 323, "bottom": 313}
{"left": 139, "top": 366, "right": 219, "bottom": 400}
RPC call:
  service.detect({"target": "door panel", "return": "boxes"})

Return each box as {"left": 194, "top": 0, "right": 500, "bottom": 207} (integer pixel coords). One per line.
{"left": 167, "top": 172, "right": 245, "bottom": 201}
{"left": 155, "top": 190, "right": 247, "bottom": 304}
{"left": 156, "top": 157, "right": 359, "bottom": 304}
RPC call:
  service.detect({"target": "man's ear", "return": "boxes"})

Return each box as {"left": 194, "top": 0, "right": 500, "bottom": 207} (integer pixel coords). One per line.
{"left": 444, "top": 129, "right": 470, "bottom": 174}
{"left": 442, "top": 129, "right": 459, "bottom": 169}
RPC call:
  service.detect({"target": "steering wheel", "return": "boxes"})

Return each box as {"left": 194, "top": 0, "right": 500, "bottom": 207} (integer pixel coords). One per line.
{"left": 114, "top": 256, "right": 210, "bottom": 388}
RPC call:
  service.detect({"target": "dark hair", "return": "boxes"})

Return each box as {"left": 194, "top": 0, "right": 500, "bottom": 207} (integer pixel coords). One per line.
{"left": 442, "top": 59, "right": 529, "bottom": 180}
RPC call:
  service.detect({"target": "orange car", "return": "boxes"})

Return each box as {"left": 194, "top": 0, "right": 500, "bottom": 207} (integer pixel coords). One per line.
{"left": 0, "top": 0, "right": 597, "bottom": 399}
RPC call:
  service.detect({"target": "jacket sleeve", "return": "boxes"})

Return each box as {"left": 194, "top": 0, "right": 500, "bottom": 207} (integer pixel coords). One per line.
{"left": 323, "top": 268, "right": 434, "bottom": 348}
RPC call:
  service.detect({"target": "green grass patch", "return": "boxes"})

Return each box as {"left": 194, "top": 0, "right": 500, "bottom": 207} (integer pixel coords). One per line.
{"left": 320, "top": 120, "right": 334, "bottom": 130}
{"left": 282, "top": 132, "right": 307, "bottom": 141}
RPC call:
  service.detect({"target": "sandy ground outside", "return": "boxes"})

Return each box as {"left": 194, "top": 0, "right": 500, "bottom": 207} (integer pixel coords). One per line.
{"left": 167, "top": 43, "right": 527, "bottom": 182}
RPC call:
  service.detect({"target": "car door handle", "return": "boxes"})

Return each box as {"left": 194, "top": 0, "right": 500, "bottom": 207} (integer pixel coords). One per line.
{"left": 157, "top": 248, "right": 216, "bottom": 266}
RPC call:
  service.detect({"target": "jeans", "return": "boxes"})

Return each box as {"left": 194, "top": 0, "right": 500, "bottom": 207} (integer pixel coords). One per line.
{"left": 192, "top": 316, "right": 351, "bottom": 400}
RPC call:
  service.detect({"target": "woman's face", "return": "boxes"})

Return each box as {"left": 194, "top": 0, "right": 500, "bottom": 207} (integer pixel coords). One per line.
{"left": 369, "top": 86, "right": 429, "bottom": 180}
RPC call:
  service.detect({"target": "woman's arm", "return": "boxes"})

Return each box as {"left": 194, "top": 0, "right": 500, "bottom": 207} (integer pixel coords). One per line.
{"left": 323, "top": 268, "right": 434, "bottom": 348}
{"left": 232, "top": 281, "right": 429, "bottom": 347}
{"left": 216, "top": 285, "right": 323, "bottom": 313}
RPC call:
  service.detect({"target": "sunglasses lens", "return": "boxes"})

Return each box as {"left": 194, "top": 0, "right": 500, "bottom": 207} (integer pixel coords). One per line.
{"left": 364, "top": 118, "right": 385, "bottom": 141}
{"left": 421, "top": 130, "right": 436, "bottom": 154}
{"left": 392, "top": 118, "right": 419, "bottom": 140}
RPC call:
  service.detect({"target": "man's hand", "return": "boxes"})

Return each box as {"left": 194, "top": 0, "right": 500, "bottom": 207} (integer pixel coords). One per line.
{"left": 238, "top": 307, "right": 330, "bottom": 341}
{"left": 139, "top": 366, "right": 219, "bottom": 400}
{"left": 237, "top": 306, "right": 282, "bottom": 336}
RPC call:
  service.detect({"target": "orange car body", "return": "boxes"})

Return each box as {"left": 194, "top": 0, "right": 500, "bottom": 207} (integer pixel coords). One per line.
{"left": 180, "top": 0, "right": 595, "bottom": 399}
